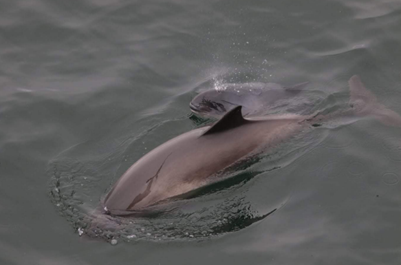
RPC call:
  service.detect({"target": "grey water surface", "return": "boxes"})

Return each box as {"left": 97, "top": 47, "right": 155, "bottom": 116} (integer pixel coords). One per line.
{"left": 1, "top": 0, "right": 401, "bottom": 264}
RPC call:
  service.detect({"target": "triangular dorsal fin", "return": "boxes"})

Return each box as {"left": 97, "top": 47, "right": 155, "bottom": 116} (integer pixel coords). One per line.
{"left": 283, "top": 81, "right": 309, "bottom": 92}
{"left": 202, "top": 106, "right": 247, "bottom": 135}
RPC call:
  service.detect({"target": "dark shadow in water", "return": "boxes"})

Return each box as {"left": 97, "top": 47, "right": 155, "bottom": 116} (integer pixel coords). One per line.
{"left": 188, "top": 112, "right": 213, "bottom": 126}
{"left": 211, "top": 208, "right": 277, "bottom": 234}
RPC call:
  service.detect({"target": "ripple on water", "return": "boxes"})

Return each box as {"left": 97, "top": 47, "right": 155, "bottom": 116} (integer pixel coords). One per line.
{"left": 49, "top": 162, "right": 280, "bottom": 243}
{"left": 372, "top": 130, "right": 401, "bottom": 162}
{"left": 382, "top": 172, "right": 399, "bottom": 186}
{"left": 345, "top": 159, "right": 366, "bottom": 177}
{"left": 319, "top": 126, "right": 358, "bottom": 150}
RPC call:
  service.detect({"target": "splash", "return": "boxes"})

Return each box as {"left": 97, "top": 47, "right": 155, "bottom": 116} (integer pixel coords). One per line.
{"left": 212, "top": 78, "right": 228, "bottom": 91}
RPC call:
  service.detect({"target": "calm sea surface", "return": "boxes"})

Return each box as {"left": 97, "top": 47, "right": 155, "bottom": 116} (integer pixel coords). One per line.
{"left": 1, "top": 0, "right": 401, "bottom": 264}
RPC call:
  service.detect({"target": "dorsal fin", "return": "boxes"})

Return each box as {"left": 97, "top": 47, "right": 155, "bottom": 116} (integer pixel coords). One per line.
{"left": 202, "top": 106, "right": 247, "bottom": 135}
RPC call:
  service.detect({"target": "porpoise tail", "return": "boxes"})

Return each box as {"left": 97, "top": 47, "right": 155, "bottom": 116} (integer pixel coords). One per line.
{"left": 349, "top": 75, "right": 401, "bottom": 127}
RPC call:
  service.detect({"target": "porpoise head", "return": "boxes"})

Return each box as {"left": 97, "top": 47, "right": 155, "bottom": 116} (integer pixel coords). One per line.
{"left": 189, "top": 90, "right": 229, "bottom": 117}
{"left": 190, "top": 82, "right": 309, "bottom": 118}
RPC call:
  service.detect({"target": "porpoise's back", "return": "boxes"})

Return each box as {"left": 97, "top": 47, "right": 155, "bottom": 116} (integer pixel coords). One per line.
{"left": 104, "top": 107, "right": 303, "bottom": 213}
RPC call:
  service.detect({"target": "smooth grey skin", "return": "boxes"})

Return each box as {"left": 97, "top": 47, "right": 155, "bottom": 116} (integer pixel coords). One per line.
{"left": 189, "top": 82, "right": 309, "bottom": 118}
{"left": 104, "top": 76, "right": 401, "bottom": 215}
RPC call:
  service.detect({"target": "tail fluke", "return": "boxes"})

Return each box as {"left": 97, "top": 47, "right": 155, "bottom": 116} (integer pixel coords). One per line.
{"left": 348, "top": 75, "right": 401, "bottom": 127}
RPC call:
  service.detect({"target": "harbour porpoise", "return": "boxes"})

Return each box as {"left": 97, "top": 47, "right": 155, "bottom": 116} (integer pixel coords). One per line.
{"left": 103, "top": 76, "right": 401, "bottom": 215}
{"left": 189, "top": 81, "right": 309, "bottom": 118}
